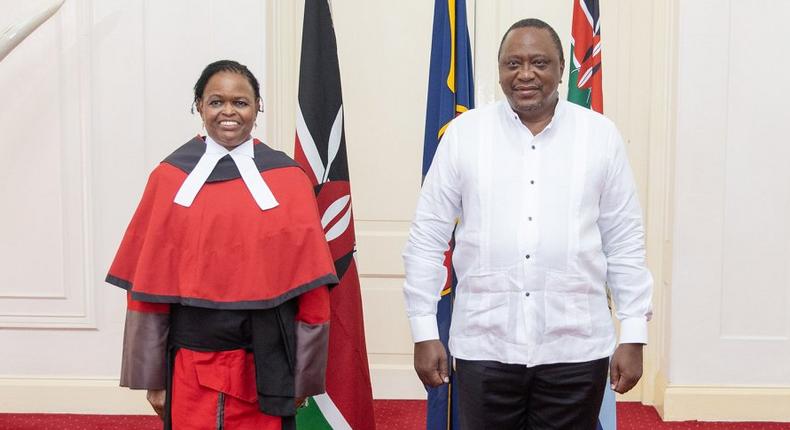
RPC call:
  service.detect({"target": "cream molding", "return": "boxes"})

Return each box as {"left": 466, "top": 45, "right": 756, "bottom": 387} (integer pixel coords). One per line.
{"left": 0, "top": 0, "right": 65, "bottom": 63}
{"left": 0, "top": 377, "right": 152, "bottom": 414}
{"left": 662, "top": 384, "right": 790, "bottom": 422}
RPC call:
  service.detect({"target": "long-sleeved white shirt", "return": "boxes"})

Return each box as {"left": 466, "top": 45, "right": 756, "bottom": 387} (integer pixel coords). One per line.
{"left": 403, "top": 99, "right": 653, "bottom": 366}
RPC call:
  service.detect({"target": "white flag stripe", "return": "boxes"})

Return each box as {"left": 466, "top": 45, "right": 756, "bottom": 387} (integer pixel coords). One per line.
{"left": 578, "top": 68, "right": 594, "bottom": 87}
{"left": 296, "top": 104, "right": 326, "bottom": 182}
{"left": 323, "top": 106, "right": 344, "bottom": 183}
{"left": 321, "top": 195, "right": 351, "bottom": 228}
{"left": 579, "top": 0, "right": 594, "bottom": 28}
{"left": 313, "top": 393, "right": 352, "bottom": 430}
{"left": 325, "top": 204, "right": 352, "bottom": 242}
{"left": 593, "top": 41, "right": 602, "bottom": 57}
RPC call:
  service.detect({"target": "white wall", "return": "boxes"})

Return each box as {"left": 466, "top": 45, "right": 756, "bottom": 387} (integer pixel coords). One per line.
{"left": 665, "top": 0, "right": 790, "bottom": 421}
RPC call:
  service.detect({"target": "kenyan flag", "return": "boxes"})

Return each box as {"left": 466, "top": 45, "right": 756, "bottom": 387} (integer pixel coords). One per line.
{"left": 568, "top": 0, "right": 604, "bottom": 113}
{"left": 294, "top": 1, "right": 376, "bottom": 429}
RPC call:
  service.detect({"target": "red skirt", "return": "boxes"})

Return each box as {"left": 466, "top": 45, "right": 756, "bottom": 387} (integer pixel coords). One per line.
{"left": 171, "top": 348, "right": 282, "bottom": 429}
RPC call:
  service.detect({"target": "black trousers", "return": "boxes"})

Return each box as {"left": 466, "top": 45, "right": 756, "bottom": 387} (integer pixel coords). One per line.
{"left": 455, "top": 357, "right": 609, "bottom": 430}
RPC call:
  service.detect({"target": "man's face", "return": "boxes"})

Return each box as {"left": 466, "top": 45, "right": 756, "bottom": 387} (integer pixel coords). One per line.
{"left": 498, "top": 27, "right": 564, "bottom": 120}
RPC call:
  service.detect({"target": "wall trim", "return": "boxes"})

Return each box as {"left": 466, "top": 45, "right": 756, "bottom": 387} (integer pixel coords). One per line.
{"left": 369, "top": 363, "right": 425, "bottom": 400}
{"left": 264, "top": 0, "right": 300, "bottom": 154}
{"left": 0, "top": 368, "right": 427, "bottom": 413}
{"left": 661, "top": 384, "right": 790, "bottom": 422}
{"left": 0, "top": 377, "right": 152, "bottom": 414}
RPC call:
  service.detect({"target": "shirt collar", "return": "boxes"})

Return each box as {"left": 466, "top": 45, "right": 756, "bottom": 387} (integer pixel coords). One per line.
{"left": 501, "top": 96, "right": 566, "bottom": 135}
{"left": 205, "top": 135, "right": 254, "bottom": 158}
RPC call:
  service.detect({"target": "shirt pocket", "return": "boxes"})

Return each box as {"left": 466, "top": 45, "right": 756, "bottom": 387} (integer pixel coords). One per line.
{"left": 455, "top": 272, "right": 511, "bottom": 339}
{"left": 543, "top": 271, "right": 593, "bottom": 338}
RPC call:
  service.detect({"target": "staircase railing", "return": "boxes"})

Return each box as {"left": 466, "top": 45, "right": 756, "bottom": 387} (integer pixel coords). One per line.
{"left": 0, "top": 0, "right": 65, "bottom": 62}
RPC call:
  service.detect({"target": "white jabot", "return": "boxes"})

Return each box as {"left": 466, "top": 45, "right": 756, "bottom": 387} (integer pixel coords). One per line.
{"left": 173, "top": 136, "right": 279, "bottom": 210}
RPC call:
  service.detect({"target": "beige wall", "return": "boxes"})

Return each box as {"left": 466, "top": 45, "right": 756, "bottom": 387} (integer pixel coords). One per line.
{"left": 664, "top": 0, "right": 790, "bottom": 421}
{"left": 1, "top": 0, "right": 789, "bottom": 422}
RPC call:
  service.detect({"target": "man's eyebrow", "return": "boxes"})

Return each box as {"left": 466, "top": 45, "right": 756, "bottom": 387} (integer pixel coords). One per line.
{"left": 205, "top": 93, "right": 252, "bottom": 99}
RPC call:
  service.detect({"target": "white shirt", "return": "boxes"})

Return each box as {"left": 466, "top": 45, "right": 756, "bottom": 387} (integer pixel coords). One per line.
{"left": 173, "top": 136, "right": 278, "bottom": 210}
{"left": 402, "top": 99, "right": 653, "bottom": 366}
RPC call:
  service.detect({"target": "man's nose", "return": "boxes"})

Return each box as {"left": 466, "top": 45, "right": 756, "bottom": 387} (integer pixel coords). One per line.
{"left": 517, "top": 65, "right": 536, "bottom": 80}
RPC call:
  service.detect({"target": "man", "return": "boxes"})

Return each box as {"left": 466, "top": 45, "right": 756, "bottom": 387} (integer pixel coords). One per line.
{"left": 403, "top": 18, "right": 652, "bottom": 429}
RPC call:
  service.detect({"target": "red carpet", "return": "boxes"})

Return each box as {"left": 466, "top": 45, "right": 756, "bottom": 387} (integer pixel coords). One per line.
{"left": 0, "top": 401, "right": 788, "bottom": 429}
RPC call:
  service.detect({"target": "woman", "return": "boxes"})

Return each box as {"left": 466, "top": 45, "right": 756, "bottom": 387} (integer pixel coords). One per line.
{"left": 106, "top": 60, "right": 337, "bottom": 429}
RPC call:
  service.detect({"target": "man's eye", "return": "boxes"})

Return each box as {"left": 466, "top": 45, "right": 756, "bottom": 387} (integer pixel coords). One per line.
{"left": 234, "top": 100, "right": 249, "bottom": 107}
{"left": 534, "top": 60, "right": 548, "bottom": 67}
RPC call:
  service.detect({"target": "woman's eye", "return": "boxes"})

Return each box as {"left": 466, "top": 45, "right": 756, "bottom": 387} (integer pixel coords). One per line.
{"left": 208, "top": 100, "right": 222, "bottom": 107}
{"left": 234, "top": 100, "right": 249, "bottom": 107}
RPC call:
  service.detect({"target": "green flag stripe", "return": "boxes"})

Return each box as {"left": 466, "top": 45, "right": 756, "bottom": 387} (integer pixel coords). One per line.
{"left": 296, "top": 394, "right": 353, "bottom": 429}
{"left": 567, "top": 43, "right": 592, "bottom": 109}
{"left": 296, "top": 397, "right": 333, "bottom": 429}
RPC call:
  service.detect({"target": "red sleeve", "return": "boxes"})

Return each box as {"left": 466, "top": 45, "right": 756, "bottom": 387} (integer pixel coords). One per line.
{"left": 296, "top": 285, "right": 330, "bottom": 324}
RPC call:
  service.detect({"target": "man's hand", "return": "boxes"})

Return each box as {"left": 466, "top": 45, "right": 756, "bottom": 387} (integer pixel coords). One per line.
{"left": 146, "top": 389, "right": 166, "bottom": 419}
{"left": 414, "top": 339, "right": 449, "bottom": 388}
{"left": 610, "top": 343, "right": 643, "bottom": 394}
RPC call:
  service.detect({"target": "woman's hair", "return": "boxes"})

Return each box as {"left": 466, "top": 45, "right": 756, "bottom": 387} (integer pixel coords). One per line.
{"left": 193, "top": 60, "right": 262, "bottom": 108}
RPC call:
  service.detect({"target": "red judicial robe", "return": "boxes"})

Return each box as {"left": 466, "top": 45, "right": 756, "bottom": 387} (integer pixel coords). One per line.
{"left": 107, "top": 136, "right": 337, "bottom": 429}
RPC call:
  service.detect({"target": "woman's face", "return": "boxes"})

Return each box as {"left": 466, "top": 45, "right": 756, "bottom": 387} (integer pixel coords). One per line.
{"left": 197, "top": 71, "right": 259, "bottom": 149}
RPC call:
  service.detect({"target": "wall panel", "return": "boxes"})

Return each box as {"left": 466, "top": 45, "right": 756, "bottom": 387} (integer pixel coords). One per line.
{"left": 673, "top": 0, "right": 790, "bottom": 385}
{"left": 671, "top": 0, "right": 790, "bottom": 417}
{"left": 0, "top": 0, "right": 94, "bottom": 328}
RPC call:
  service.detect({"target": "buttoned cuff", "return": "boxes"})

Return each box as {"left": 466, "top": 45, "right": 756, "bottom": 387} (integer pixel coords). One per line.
{"left": 619, "top": 317, "right": 648, "bottom": 344}
{"left": 409, "top": 315, "right": 440, "bottom": 343}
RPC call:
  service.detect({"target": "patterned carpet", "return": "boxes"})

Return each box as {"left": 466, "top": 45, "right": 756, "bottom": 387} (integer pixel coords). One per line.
{"left": 0, "top": 401, "right": 788, "bottom": 429}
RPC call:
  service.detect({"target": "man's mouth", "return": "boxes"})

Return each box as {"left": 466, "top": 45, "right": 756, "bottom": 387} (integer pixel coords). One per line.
{"left": 514, "top": 85, "right": 541, "bottom": 96}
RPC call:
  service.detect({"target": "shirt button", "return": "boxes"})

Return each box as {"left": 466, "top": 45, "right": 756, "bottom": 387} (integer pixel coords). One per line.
{"left": 525, "top": 254, "right": 531, "bottom": 260}
{"left": 525, "top": 291, "right": 531, "bottom": 297}
{"left": 530, "top": 180, "right": 535, "bottom": 185}
{"left": 528, "top": 216, "right": 533, "bottom": 221}
{"left": 531, "top": 145, "right": 536, "bottom": 150}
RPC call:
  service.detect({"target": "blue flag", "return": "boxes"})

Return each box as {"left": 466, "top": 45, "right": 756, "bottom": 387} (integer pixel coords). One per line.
{"left": 423, "top": 1, "right": 474, "bottom": 429}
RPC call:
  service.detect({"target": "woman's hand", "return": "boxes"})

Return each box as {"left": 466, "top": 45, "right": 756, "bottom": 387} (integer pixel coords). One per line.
{"left": 146, "top": 389, "right": 166, "bottom": 419}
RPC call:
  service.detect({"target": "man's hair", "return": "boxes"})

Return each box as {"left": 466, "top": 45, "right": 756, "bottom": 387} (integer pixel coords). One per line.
{"left": 497, "top": 18, "right": 564, "bottom": 66}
